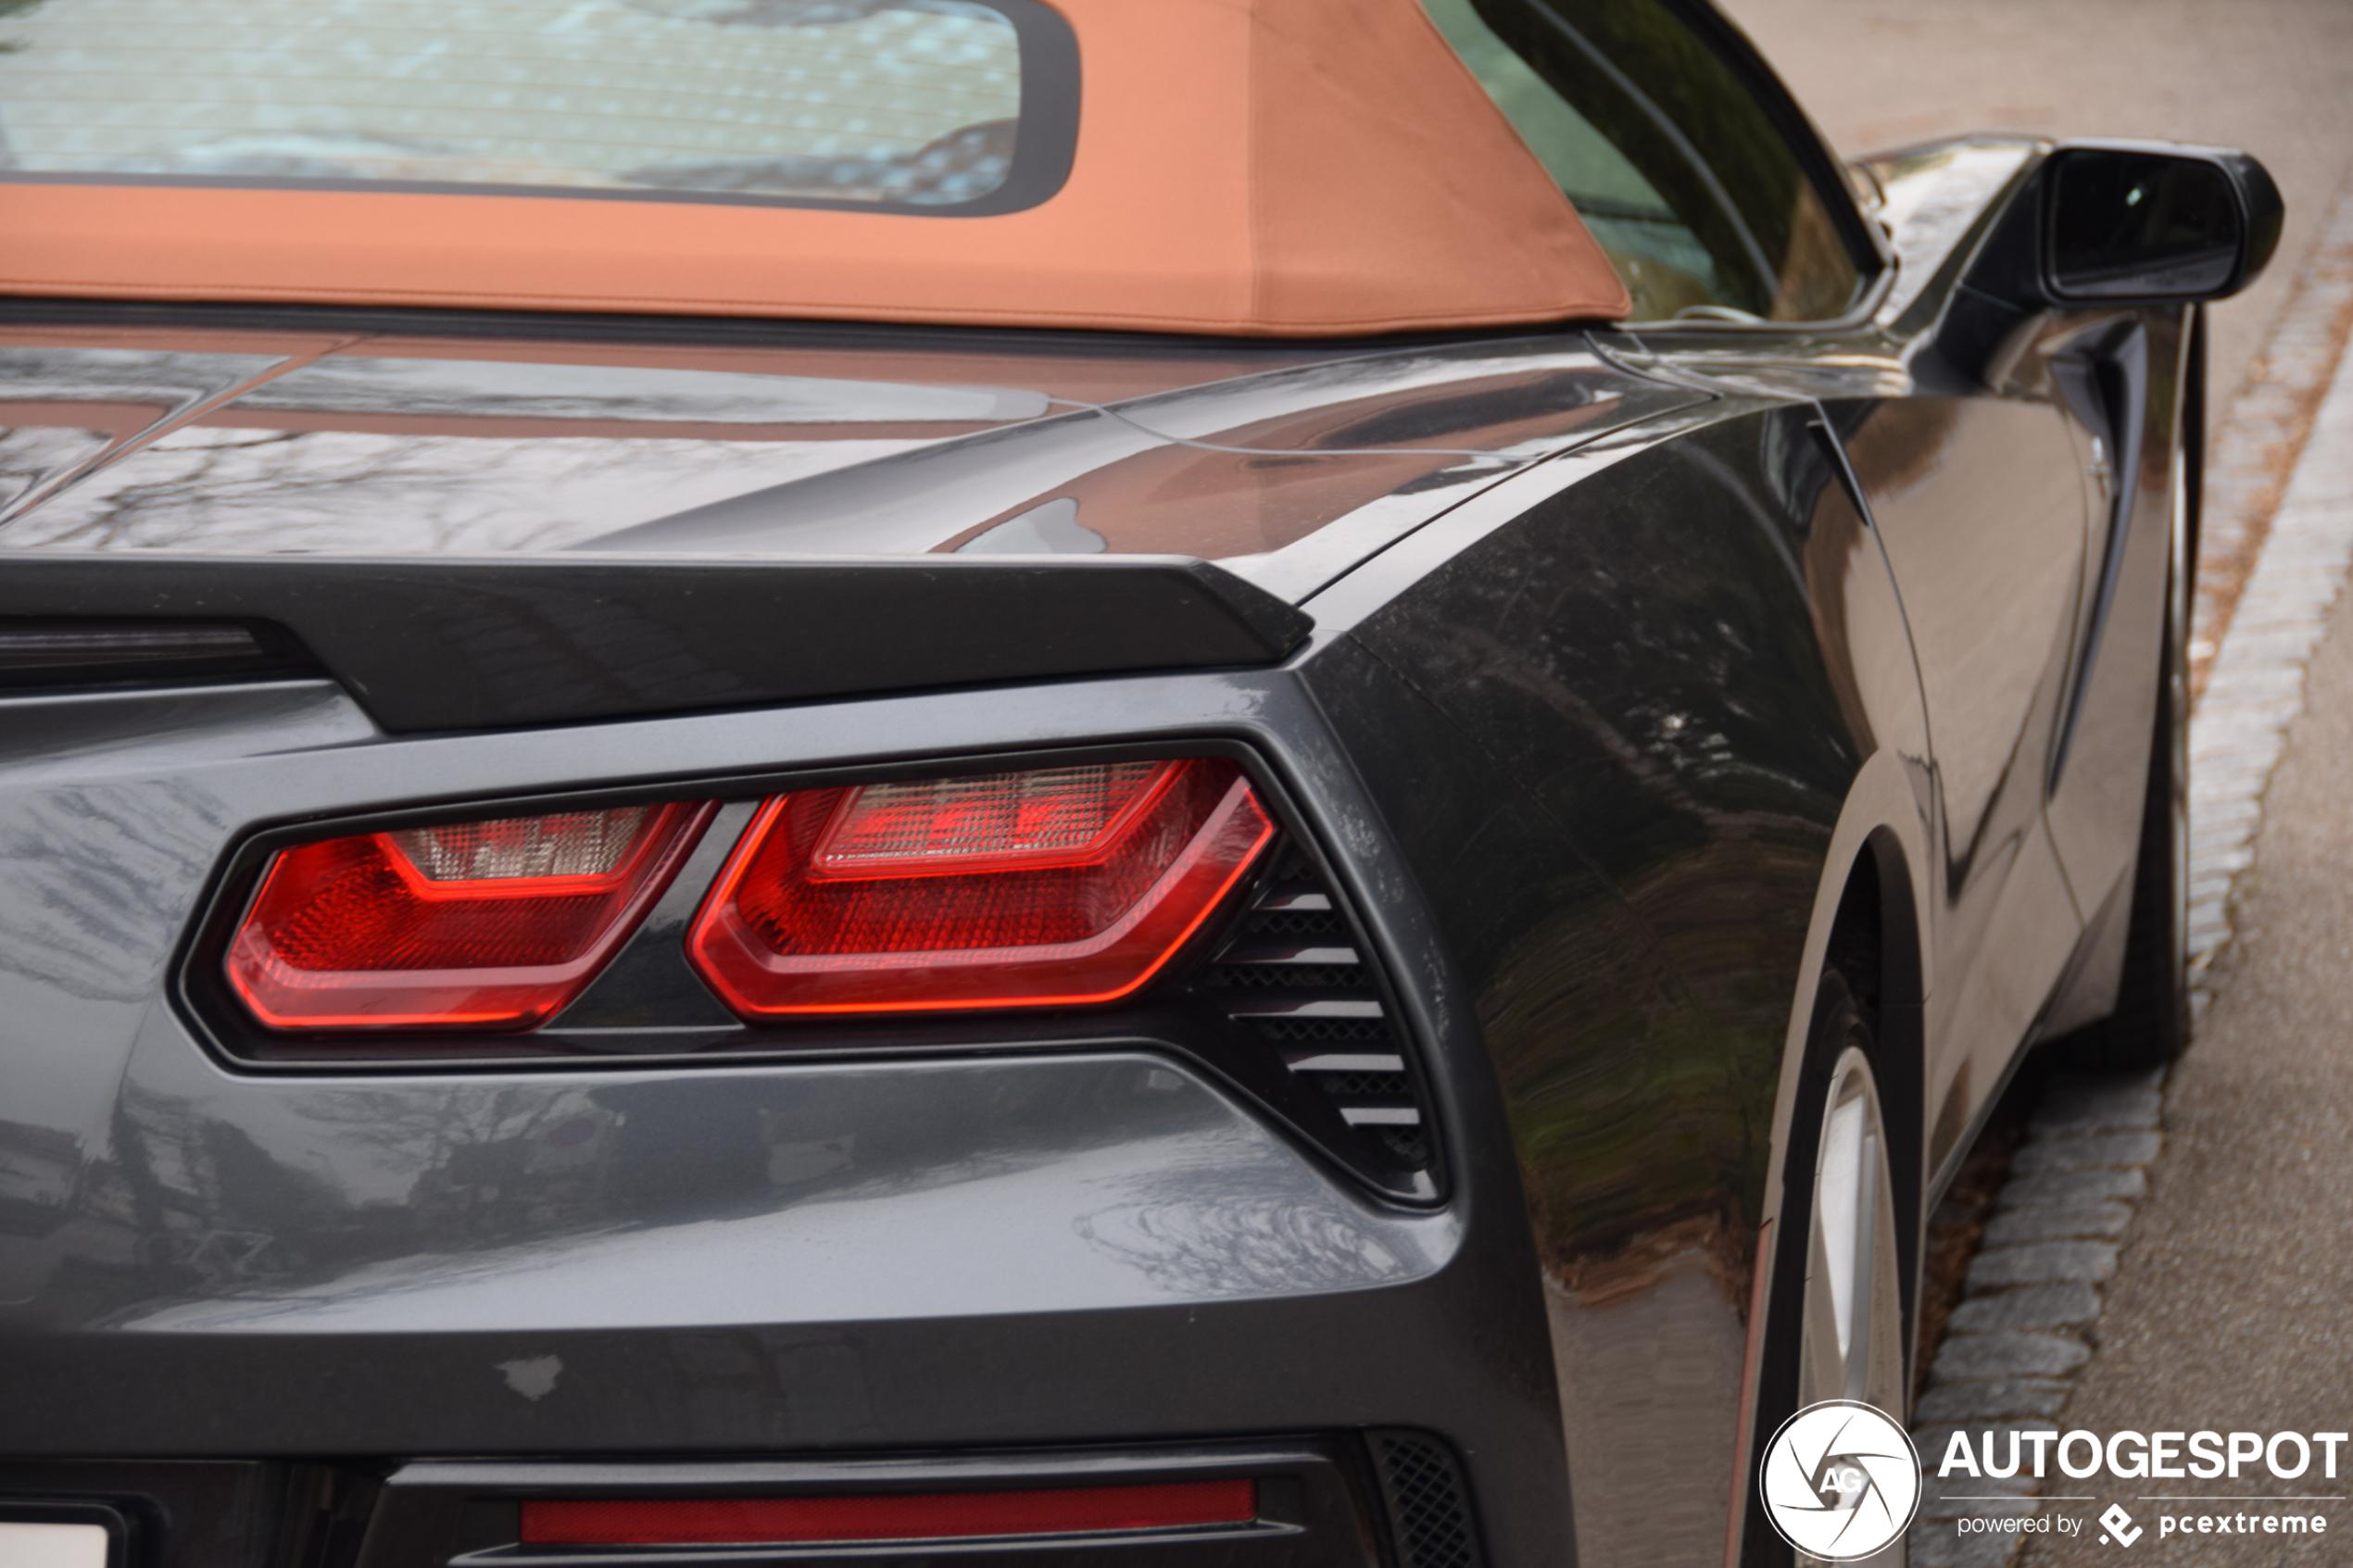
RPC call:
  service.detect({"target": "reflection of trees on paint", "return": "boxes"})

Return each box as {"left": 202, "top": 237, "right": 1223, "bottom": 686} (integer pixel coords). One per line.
{"left": 97, "top": 1082, "right": 345, "bottom": 1291}
{"left": 1340, "top": 409, "right": 1870, "bottom": 1305}
{"left": 40, "top": 1040, "right": 1402, "bottom": 1325}
{"left": 293, "top": 1085, "right": 623, "bottom": 1238}
{"left": 0, "top": 777, "right": 228, "bottom": 1003}
{"left": 0, "top": 427, "right": 111, "bottom": 508}
{"left": 1076, "top": 1185, "right": 1413, "bottom": 1299}
{"left": 51, "top": 1082, "right": 630, "bottom": 1323}
{"left": 5, "top": 428, "right": 916, "bottom": 555}
{"left": 0, "top": 1116, "right": 81, "bottom": 1237}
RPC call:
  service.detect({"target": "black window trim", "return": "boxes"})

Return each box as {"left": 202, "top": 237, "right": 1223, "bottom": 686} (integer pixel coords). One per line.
{"left": 1488, "top": 0, "right": 1890, "bottom": 330}
{"left": 1515, "top": 1, "right": 1783, "bottom": 306}
{"left": 1659, "top": 0, "right": 1889, "bottom": 267}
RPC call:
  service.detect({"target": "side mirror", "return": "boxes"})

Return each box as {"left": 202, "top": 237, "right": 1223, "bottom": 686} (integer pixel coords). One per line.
{"left": 2044, "top": 143, "right": 2283, "bottom": 303}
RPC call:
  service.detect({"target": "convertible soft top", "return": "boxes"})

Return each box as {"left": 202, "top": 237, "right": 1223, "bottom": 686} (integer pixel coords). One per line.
{"left": 0, "top": 0, "right": 1630, "bottom": 337}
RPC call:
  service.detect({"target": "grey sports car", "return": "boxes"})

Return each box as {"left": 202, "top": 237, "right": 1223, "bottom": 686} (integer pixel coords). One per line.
{"left": 0, "top": 0, "right": 2279, "bottom": 1565}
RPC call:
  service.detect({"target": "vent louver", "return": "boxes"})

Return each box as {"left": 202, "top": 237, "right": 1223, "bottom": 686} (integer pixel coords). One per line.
{"left": 1202, "top": 842, "right": 1437, "bottom": 1197}
{"left": 1370, "top": 1431, "right": 1481, "bottom": 1568}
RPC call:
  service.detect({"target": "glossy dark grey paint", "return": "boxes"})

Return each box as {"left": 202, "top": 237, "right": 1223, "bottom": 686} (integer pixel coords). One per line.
{"left": 0, "top": 135, "right": 2257, "bottom": 1568}
{"left": 1296, "top": 395, "right": 1927, "bottom": 1566}
{"left": 0, "top": 663, "right": 1571, "bottom": 1568}
{"left": 0, "top": 331, "right": 1696, "bottom": 575}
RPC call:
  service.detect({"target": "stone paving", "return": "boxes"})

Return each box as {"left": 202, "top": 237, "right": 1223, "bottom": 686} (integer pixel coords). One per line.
{"left": 1908, "top": 1074, "right": 2165, "bottom": 1566}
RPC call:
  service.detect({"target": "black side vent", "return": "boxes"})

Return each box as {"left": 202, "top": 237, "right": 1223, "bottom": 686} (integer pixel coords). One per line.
{"left": 1202, "top": 841, "right": 1438, "bottom": 1197}
{"left": 0, "top": 618, "right": 318, "bottom": 692}
{"left": 1369, "top": 1430, "right": 1481, "bottom": 1568}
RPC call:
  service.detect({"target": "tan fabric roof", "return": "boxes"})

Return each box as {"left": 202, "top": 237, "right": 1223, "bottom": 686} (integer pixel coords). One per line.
{"left": 0, "top": 0, "right": 1631, "bottom": 336}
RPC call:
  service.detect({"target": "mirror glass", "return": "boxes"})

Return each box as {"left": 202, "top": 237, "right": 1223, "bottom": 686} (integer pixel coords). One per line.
{"left": 2048, "top": 149, "right": 2240, "bottom": 299}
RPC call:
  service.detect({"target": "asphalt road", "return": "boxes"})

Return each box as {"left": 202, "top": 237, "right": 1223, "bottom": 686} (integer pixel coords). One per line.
{"left": 1708, "top": 5, "right": 2353, "bottom": 1562}
{"left": 2025, "top": 528, "right": 2353, "bottom": 1562}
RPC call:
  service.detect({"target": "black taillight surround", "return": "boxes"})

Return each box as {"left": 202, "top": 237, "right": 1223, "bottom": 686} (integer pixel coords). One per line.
{"left": 174, "top": 741, "right": 1444, "bottom": 1204}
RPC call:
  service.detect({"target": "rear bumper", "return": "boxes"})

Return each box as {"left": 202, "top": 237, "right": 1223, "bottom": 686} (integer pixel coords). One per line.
{"left": 0, "top": 663, "right": 1568, "bottom": 1568}
{"left": 0, "top": 1435, "right": 1483, "bottom": 1568}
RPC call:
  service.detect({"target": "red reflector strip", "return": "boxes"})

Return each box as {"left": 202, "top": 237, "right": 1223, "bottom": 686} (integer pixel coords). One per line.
{"left": 520, "top": 1480, "right": 1259, "bottom": 1545}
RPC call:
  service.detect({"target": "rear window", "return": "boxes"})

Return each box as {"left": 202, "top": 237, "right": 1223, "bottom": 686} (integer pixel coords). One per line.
{"left": 0, "top": 0, "right": 1076, "bottom": 213}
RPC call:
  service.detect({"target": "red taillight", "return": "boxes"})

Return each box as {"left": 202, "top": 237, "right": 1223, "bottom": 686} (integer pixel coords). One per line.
{"left": 226, "top": 802, "right": 712, "bottom": 1031}
{"left": 520, "top": 1480, "right": 1259, "bottom": 1546}
{"left": 686, "top": 758, "right": 1273, "bottom": 1016}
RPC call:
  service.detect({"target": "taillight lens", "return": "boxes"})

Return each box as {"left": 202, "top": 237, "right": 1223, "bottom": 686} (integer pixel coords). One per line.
{"left": 226, "top": 802, "right": 712, "bottom": 1031}
{"left": 686, "top": 758, "right": 1273, "bottom": 1016}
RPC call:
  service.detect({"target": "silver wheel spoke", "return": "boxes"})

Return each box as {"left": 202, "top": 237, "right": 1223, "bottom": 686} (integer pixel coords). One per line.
{"left": 1794, "top": 1046, "right": 1907, "bottom": 1564}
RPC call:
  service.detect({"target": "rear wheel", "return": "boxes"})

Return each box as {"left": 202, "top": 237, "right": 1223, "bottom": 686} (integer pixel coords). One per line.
{"left": 1746, "top": 972, "right": 1910, "bottom": 1566}
{"left": 1797, "top": 1041, "right": 1907, "bottom": 1420}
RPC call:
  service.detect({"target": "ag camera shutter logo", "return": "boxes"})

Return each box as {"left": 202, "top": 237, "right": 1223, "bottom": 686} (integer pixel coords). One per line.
{"left": 1760, "top": 1399, "right": 1922, "bottom": 1560}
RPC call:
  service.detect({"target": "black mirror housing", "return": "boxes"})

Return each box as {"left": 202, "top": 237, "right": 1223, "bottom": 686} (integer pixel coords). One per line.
{"left": 2044, "top": 142, "right": 2283, "bottom": 304}
{"left": 1931, "top": 139, "right": 2283, "bottom": 389}
{"left": 1955, "top": 140, "right": 2284, "bottom": 321}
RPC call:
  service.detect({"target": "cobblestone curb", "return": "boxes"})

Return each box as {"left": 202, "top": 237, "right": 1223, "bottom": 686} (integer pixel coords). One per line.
{"left": 1906, "top": 1073, "right": 2163, "bottom": 1568}
{"left": 1904, "top": 194, "right": 2353, "bottom": 1568}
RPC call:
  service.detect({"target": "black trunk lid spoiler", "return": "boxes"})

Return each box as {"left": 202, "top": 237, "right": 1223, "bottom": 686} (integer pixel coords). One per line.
{"left": 0, "top": 554, "right": 1313, "bottom": 733}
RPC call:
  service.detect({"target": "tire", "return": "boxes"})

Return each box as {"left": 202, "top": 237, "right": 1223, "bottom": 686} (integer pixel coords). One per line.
{"left": 1744, "top": 972, "right": 1911, "bottom": 1567}
{"left": 2060, "top": 416, "right": 2194, "bottom": 1073}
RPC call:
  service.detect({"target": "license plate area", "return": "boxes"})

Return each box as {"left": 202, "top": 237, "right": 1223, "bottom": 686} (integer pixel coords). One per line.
{"left": 0, "top": 1502, "right": 130, "bottom": 1568}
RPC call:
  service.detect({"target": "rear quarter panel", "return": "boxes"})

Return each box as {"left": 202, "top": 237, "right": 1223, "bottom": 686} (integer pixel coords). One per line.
{"left": 1302, "top": 398, "right": 1932, "bottom": 1568}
